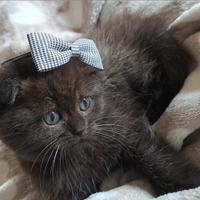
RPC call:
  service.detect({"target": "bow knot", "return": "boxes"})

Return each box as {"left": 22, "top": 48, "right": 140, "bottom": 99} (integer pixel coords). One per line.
{"left": 27, "top": 33, "right": 103, "bottom": 72}
{"left": 71, "top": 44, "right": 80, "bottom": 57}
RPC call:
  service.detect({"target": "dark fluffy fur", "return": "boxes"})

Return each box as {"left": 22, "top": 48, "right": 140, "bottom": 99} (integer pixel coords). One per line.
{"left": 0, "top": 13, "right": 199, "bottom": 200}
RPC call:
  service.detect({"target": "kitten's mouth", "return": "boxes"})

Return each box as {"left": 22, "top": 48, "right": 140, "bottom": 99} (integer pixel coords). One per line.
{"left": 58, "top": 134, "right": 83, "bottom": 144}
{"left": 58, "top": 128, "right": 89, "bottom": 138}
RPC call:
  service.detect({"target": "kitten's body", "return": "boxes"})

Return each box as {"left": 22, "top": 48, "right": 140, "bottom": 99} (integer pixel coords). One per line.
{"left": 0, "top": 12, "right": 199, "bottom": 200}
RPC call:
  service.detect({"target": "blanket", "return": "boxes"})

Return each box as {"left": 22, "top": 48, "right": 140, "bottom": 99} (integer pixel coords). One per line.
{"left": 1, "top": 1, "right": 200, "bottom": 200}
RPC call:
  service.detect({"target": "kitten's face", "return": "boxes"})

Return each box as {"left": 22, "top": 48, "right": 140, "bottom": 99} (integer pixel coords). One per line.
{"left": 0, "top": 58, "right": 105, "bottom": 162}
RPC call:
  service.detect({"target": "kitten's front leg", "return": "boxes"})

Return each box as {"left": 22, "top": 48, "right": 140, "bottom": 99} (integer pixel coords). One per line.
{"left": 133, "top": 132, "right": 200, "bottom": 195}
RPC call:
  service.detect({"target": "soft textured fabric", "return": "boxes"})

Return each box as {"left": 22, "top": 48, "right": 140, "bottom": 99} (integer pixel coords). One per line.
{"left": 1, "top": 1, "right": 200, "bottom": 200}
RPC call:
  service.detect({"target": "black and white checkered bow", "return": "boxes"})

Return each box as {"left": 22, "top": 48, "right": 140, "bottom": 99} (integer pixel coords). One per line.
{"left": 27, "top": 32, "right": 103, "bottom": 72}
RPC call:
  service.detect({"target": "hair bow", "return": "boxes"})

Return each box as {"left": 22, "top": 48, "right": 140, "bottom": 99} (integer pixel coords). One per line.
{"left": 27, "top": 32, "right": 103, "bottom": 72}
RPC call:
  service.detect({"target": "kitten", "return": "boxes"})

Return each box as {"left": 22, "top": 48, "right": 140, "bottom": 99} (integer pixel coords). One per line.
{"left": 0, "top": 12, "right": 199, "bottom": 200}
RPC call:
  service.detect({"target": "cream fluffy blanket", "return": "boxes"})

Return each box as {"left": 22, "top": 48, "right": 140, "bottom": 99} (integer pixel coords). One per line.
{"left": 1, "top": 1, "right": 200, "bottom": 200}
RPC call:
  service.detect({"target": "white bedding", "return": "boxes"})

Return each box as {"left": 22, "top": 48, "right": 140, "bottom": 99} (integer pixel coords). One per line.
{"left": 1, "top": 1, "right": 200, "bottom": 199}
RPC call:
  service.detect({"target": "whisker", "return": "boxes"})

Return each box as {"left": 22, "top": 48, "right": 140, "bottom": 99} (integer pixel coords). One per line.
{"left": 30, "top": 139, "right": 58, "bottom": 175}
{"left": 95, "top": 131, "right": 134, "bottom": 157}
{"left": 41, "top": 144, "right": 56, "bottom": 180}
{"left": 61, "top": 148, "right": 75, "bottom": 199}
{"left": 51, "top": 144, "right": 60, "bottom": 184}
{"left": 38, "top": 142, "right": 57, "bottom": 197}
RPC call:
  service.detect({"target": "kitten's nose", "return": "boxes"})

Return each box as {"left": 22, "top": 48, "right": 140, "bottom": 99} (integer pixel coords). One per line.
{"left": 72, "top": 129, "right": 84, "bottom": 136}
{"left": 68, "top": 126, "right": 85, "bottom": 136}
{"left": 68, "top": 117, "right": 85, "bottom": 136}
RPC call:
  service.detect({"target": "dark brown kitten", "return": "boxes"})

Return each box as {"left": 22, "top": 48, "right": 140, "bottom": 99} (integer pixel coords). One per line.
{"left": 0, "top": 13, "right": 199, "bottom": 200}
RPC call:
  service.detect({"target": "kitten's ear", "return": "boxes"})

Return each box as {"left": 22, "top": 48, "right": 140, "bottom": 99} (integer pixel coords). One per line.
{"left": 0, "top": 52, "right": 36, "bottom": 109}
{"left": 0, "top": 77, "right": 20, "bottom": 107}
{"left": 0, "top": 62, "right": 20, "bottom": 109}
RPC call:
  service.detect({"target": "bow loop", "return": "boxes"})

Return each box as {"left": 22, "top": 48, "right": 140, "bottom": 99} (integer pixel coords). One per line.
{"left": 27, "top": 33, "right": 103, "bottom": 72}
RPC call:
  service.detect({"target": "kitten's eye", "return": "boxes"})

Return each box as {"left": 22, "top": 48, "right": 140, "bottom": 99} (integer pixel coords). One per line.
{"left": 43, "top": 111, "right": 60, "bottom": 125}
{"left": 80, "top": 97, "right": 90, "bottom": 111}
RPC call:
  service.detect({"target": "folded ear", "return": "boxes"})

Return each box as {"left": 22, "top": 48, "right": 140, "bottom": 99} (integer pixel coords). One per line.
{"left": 0, "top": 77, "right": 19, "bottom": 108}
{"left": 0, "top": 52, "right": 35, "bottom": 109}
{"left": 0, "top": 61, "right": 21, "bottom": 109}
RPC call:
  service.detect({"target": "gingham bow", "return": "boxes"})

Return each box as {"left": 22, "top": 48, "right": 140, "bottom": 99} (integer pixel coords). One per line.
{"left": 27, "top": 32, "right": 103, "bottom": 72}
